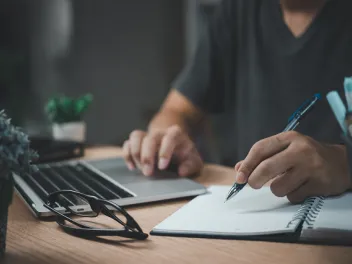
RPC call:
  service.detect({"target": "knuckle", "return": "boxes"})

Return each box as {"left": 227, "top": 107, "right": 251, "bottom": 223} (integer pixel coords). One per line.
{"left": 247, "top": 177, "right": 260, "bottom": 189}
{"left": 167, "top": 125, "right": 182, "bottom": 137}
{"left": 251, "top": 140, "right": 266, "bottom": 156}
{"left": 164, "top": 133, "right": 179, "bottom": 144}
{"left": 301, "top": 141, "right": 314, "bottom": 153}
{"left": 283, "top": 130, "right": 300, "bottom": 140}
{"left": 130, "top": 130, "right": 145, "bottom": 140}
{"left": 296, "top": 137, "right": 315, "bottom": 153}
{"left": 168, "top": 124, "right": 182, "bottom": 132}
{"left": 234, "top": 161, "right": 242, "bottom": 171}
{"left": 287, "top": 143, "right": 302, "bottom": 156}
{"left": 148, "top": 131, "right": 162, "bottom": 142}
{"left": 238, "top": 163, "right": 251, "bottom": 176}
{"left": 259, "top": 160, "right": 271, "bottom": 175}
{"left": 273, "top": 134, "right": 284, "bottom": 144}
{"left": 311, "top": 155, "right": 324, "bottom": 170}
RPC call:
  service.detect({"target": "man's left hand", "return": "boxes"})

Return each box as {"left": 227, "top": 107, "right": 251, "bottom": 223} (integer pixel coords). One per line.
{"left": 235, "top": 131, "right": 352, "bottom": 203}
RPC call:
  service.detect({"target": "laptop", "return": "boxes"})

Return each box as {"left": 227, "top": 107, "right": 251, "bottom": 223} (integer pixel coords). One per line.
{"left": 13, "top": 156, "right": 207, "bottom": 218}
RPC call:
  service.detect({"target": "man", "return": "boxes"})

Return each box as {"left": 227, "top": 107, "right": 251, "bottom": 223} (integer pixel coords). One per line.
{"left": 123, "top": 0, "right": 352, "bottom": 203}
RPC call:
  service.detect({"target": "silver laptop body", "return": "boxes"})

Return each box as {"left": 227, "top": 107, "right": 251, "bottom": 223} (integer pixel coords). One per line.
{"left": 13, "top": 157, "right": 207, "bottom": 218}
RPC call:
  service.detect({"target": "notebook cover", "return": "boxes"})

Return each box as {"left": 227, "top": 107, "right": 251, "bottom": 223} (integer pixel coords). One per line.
{"left": 299, "top": 192, "right": 352, "bottom": 246}
{"left": 151, "top": 186, "right": 352, "bottom": 246}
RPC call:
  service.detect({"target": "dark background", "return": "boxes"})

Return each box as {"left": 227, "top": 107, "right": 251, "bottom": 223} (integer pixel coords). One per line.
{"left": 0, "top": 0, "right": 219, "bottom": 145}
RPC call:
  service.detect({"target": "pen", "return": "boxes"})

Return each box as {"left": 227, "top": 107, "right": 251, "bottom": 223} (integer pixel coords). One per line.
{"left": 225, "top": 93, "right": 321, "bottom": 202}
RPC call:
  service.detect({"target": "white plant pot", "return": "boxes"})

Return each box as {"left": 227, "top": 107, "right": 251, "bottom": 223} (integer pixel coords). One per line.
{"left": 52, "top": 121, "right": 86, "bottom": 142}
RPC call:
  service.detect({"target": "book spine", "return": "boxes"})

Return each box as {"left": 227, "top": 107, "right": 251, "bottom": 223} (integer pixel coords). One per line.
{"left": 286, "top": 196, "right": 325, "bottom": 228}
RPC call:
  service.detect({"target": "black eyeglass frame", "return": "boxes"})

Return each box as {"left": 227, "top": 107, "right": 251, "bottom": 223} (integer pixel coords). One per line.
{"left": 43, "top": 190, "right": 148, "bottom": 240}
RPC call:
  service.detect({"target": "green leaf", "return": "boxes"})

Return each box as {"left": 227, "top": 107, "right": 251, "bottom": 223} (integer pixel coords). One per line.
{"left": 45, "top": 93, "right": 93, "bottom": 123}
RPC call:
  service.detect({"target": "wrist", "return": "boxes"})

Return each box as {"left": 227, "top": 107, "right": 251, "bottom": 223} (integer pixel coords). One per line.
{"left": 148, "top": 111, "right": 190, "bottom": 133}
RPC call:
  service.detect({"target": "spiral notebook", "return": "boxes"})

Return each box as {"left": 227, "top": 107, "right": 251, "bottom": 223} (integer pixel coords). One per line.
{"left": 151, "top": 185, "right": 352, "bottom": 245}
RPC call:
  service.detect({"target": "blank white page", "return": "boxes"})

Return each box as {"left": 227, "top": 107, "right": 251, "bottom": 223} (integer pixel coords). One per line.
{"left": 152, "top": 185, "right": 302, "bottom": 236}
{"left": 308, "top": 192, "right": 352, "bottom": 231}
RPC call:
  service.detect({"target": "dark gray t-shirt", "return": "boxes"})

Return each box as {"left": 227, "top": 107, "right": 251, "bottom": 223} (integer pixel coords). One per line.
{"left": 173, "top": 0, "right": 352, "bottom": 166}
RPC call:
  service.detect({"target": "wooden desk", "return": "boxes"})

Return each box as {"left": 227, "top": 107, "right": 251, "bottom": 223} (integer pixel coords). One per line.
{"left": 3, "top": 147, "right": 352, "bottom": 264}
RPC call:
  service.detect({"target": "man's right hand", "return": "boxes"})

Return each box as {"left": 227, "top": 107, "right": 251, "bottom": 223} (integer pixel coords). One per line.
{"left": 122, "top": 125, "right": 203, "bottom": 177}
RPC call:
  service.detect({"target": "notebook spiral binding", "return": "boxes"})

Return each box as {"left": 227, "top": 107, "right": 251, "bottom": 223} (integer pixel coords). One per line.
{"left": 286, "top": 196, "right": 325, "bottom": 228}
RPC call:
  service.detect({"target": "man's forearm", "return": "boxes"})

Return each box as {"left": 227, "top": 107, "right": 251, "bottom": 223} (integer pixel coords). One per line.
{"left": 148, "top": 109, "right": 192, "bottom": 134}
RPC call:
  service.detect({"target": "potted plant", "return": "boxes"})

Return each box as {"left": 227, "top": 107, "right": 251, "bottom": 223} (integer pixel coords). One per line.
{"left": 45, "top": 94, "right": 93, "bottom": 142}
{"left": 0, "top": 110, "right": 38, "bottom": 257}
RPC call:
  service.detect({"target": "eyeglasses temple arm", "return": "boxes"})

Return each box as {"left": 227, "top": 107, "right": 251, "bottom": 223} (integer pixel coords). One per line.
{"left": 101, "top": 205, "right": 128, "bottom": 227}
{"left": 101, "top": 204, "right": 143, "bottom": 233}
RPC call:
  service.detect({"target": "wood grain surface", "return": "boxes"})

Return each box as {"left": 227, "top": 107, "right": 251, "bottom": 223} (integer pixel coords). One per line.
{"left": 3, "top": 146, "right": 352, "bottom": 264}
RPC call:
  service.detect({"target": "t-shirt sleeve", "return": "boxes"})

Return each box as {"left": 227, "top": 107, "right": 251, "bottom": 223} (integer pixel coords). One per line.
{"left": 172, "top": 0, "right": 234, "bottom": 114}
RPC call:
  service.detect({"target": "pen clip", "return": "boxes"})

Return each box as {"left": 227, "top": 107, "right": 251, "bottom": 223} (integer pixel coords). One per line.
{"left": 287, "top": 95, "right": 320, "bottom": 123}
{"left": 288, "top": 99, "right": 310, "bottom": 123}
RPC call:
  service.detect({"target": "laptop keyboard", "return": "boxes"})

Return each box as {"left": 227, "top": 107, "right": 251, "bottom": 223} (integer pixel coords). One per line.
{"left": 19, "top": 162, "right": 134, "bottom": 205}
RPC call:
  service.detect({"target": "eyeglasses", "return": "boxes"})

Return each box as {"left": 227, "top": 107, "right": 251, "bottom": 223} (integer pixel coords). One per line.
{"left": 43, "top": 190, "right": 148, "bottom": 240}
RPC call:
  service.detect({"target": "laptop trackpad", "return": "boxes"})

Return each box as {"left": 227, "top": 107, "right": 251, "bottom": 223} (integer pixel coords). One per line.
{"left": 86, "top": 157, "right": 178, "bottom": 185}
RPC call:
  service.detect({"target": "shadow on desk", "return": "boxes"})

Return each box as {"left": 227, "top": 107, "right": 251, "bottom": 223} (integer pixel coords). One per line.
{"left": 2, "top": 252, "right": 67, "bottom": 264}
{"left": 77, "top": 236, "right": 154, "bottom": 248}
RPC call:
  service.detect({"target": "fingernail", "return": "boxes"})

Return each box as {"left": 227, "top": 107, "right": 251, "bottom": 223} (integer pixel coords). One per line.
{"left": 158, "top": 158, "right": 169, "bottom": 170}
{"left": 236, "top": 171, "right": 246, "bottom": 183}
{"left": 143, "top": 164, "right": 153, "bottom": 176}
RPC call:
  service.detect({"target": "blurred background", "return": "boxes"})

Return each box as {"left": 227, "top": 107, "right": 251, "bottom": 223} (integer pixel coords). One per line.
{"left": 0, "top": 0, "right": 220, "bottom": 146}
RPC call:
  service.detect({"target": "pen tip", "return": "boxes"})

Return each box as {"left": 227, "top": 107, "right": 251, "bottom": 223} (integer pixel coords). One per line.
{"left": 224, "top": 195, "right": 231, "bottom": 203}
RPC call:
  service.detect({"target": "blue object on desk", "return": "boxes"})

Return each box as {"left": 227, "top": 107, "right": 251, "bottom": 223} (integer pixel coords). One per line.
{"left": 326, "top": 91, "right": 347, "bottom": 134}
{"left": 344, "top": 77, "right": 352, "bottom": 111}
{"left": 225, "top": 93, "right": 321, "bottom": 202}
